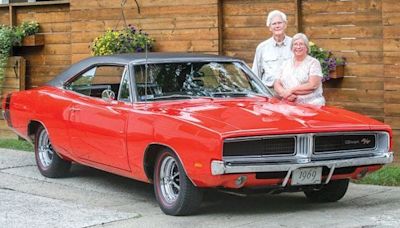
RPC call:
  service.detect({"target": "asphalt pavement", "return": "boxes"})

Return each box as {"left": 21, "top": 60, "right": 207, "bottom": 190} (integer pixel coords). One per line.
{"left": 1, "top": 148, "right": 400, "bottom": 228}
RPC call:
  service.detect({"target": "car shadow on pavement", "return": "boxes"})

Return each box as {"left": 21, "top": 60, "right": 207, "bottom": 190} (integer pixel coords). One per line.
{"left": 63, "top": 163, "right": 345, "bottom": 216}
{"left": 200, "top": 189, "right": 325, "bottom": 215}
{"left": 67, "top": 163, "right": 156, "bottom": 201}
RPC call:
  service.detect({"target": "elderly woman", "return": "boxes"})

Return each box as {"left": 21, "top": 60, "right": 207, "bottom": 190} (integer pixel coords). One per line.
{"left": 274, "top": 33, "right": 325, "bottom": 106}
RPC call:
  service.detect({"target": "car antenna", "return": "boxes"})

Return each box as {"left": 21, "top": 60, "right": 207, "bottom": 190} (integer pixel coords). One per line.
{"left": 144, "top": 40, "right": 148, "bottom": 105}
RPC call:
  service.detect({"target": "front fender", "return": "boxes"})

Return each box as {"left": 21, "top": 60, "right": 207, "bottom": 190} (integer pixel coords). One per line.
{"left": 126, "top": 111, "right": 223, "bottom": 186}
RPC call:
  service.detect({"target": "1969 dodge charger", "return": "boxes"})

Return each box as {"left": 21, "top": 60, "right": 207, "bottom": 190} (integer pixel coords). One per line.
{"left": 2, "top": 53, "right": 394, "bottom": 215}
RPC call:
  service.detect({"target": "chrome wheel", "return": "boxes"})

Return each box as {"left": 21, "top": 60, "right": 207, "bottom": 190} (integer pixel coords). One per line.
{"left": 37, "top": 128, "right": 54, "bottom": 168}
{"left": 34, "top": 125, "right": 71, "bottom": 178}
{"left": 159, "top": 156, "right": 180, "bottom": 204}
{"left": 154, "top": 150, "right": 203, "bottom": 215}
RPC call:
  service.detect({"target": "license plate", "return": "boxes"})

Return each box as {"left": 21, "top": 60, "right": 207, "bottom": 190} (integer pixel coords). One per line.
{"left": 291, "top": 167, "right": 322, "bottom": 186}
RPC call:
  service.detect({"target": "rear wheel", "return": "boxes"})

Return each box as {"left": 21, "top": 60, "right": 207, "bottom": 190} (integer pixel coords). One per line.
{"left": 153, "top": 149, "right": 203, "bottom": 215}
{"left": 35, "top": 125, "right": 71, "bottom": 178}
{"left": 304, "top": 179, "right": 349, "bottom": 202}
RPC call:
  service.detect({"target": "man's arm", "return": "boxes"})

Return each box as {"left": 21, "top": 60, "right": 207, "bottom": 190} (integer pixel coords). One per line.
{"left": 252, "top": 46, "right": 262, "bottom": 79}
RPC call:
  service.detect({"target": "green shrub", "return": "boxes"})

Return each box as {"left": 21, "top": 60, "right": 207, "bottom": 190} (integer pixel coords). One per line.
{"left": 0, "top": 21, "right": 40, "bottom": 93}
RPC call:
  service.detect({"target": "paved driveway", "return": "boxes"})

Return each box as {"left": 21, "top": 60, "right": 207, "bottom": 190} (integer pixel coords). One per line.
{"left": 1, "top": 148, "right": 399, "bottom": 228}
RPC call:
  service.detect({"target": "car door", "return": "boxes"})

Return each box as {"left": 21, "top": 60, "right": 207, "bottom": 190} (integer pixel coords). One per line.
{"left": 66, "top": 65, "right": 131, "bottom": 171}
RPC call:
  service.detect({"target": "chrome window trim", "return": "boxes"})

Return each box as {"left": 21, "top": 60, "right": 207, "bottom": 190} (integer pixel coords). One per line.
{"left": 117, "top": 66, "right": 132, "bottom": 103}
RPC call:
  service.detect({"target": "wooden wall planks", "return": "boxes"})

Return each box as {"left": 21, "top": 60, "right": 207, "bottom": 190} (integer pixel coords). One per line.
{"left": 383, "top": 0, "right": 400, "bottom": 160}
{"left": 0, "top": 57, "right": 26, "bottom": 139}
{"left": 0, "top": 0, "right": 398, "bottom": 161}
{"left": 8, "top": 4, "right": 72, "bottom": 89}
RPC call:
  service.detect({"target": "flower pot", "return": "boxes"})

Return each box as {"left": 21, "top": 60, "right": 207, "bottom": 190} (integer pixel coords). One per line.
{"left": 21, "top": 34, "right": 44, "bottom": 46}
{"left": 329, "top": 65, "right": 345, "bottom": 79}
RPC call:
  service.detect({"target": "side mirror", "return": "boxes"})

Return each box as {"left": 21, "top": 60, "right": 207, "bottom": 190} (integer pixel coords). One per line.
{"left": 101, "top": 89, "right": 115, "bottom": 101}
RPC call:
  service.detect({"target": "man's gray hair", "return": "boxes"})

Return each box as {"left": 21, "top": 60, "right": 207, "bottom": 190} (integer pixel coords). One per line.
{"left": 291, "top": 33, "right": 310, "bottom": 52}
{"left": 266, "top": 10, "right": 287, "bottom": 27}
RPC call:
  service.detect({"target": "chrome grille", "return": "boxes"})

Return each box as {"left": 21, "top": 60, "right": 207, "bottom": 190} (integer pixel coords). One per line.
{"left": 223, "top": 136, "right": 295, "bottom": 157}
{"left": 223, "top": 132, "right": 388, "bottom": 160}
{"left": 314, "top": 133, "right": 376, "bottom": 153}
{"left": 296, "top": 134, "right": 312, "bottom": 157}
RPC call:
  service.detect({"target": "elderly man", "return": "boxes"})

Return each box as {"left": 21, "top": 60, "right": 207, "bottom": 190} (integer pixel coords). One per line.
{"left": 252, "top": 10, "right": 292, "bottom": 92}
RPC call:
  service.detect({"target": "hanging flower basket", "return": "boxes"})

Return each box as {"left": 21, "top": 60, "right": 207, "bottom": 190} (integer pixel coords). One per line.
{"left": 329, "top": 64, "right": 345, "bottom": 79}
{"left": 21, "top": 34, "right": 44, "bottom": 46}
{"left": 309, "top": 41, "right": 346, "bottom": 81}
{"left": 90, "top": 25, "right": 155, "bottom": 56}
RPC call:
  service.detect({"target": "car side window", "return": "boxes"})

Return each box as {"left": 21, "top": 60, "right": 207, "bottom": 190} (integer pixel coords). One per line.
{"left": 65, "top": 65, "right": 126, "bottom": 99}
{"left": 118, "top": 68, "right": 131, "bottom": 102}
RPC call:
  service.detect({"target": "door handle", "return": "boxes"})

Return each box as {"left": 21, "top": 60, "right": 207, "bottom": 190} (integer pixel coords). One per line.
{"left": 70, "top": 107, "right": 81, "bottom": 112}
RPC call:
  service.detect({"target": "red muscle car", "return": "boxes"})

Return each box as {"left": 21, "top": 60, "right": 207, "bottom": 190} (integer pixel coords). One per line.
{"left": 2, "top": 53, "right": 394, "bottom": 215}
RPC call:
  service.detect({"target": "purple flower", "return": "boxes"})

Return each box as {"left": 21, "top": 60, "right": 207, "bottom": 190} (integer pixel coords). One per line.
{"left": 127, "top": 24, "right": 136, "bottom": 33}
{"left": 324, "top": 58, "right": 337, "bottom": 71}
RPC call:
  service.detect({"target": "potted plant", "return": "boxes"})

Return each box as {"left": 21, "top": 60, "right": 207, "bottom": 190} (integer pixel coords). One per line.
{"left": 0, "top": 25, "right": 14, "bottom": 94}
{"left": 91, "top": 24, "right": 155, "bottom": 56}
{"left": 328, "top": 56, "right": 346, "bottom": 79}
{"left": 18, "top": 21, "right": 43, "bottom": 46}
{"left": 0, "top": 21, "right": 40, "bottom": 93}
{"left": 309, "top": 41, "right": 346, "bottom": 81}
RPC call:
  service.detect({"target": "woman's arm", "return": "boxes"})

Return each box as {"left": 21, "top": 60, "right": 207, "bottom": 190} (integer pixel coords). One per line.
{"left": 274, "top": 79, "right": 289, "bottom": 98}
{"left": 274, "top": 79, "right": 297, "bottom": 100}
{"left": 290, "top": 75, "right": 321, "bottom": 95}
{"left": 291, "top": 57, "right": 323, "bottom": 95}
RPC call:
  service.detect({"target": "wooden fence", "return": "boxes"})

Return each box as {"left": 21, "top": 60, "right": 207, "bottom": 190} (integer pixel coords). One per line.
{"left": 0, "top": 0, "right": 399, "bottom": 159}
{"left": 0, "top": 57, "right": 26, "bottom": 138}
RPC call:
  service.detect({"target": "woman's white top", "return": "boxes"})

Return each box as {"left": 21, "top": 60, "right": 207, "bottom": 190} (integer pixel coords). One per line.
{"left": 278, "top": 55, "right": 325, "bottom": 106}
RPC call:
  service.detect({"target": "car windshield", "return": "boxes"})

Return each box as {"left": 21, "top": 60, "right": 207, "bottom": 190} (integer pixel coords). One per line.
{"left": 134, "top": 61, "right": 270, "bottom": 101}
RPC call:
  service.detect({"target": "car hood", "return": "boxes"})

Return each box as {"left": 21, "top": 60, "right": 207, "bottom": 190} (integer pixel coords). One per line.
{"left": 148, "top": 98, "right": 384, "bottom": 137}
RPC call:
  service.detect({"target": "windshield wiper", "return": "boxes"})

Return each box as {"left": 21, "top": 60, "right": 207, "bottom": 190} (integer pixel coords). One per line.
{"left": 211, "top": 92, "right": 249, "bottom": 98}
{"left": 147, "top": 94, "right": 195, "bottom": 101}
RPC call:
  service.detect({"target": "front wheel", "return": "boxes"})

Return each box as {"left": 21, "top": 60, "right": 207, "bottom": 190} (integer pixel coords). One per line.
{"left": 153, "top": 149, "right": 203, "bottom": 215}
{"left": 35, "top": 125, "right": 71, "bottom": 178}
{"left": 304, "top": 179, "right": 349, "bottom": 202}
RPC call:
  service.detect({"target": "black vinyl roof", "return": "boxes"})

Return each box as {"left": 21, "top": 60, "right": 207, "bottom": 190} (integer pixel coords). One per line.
{"left": 46, "top": 53, "right": 241, "bottom": 87}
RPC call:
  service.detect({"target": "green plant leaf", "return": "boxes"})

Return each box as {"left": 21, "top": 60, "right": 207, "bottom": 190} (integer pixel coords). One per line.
{"left": 0, "top": 21, "right": 40, "bottom": 92}
{"left": 90, "top": 25, "right": 155, "bottom": 56}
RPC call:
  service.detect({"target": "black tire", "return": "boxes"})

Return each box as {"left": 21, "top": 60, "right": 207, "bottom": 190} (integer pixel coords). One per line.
{"left": 304, "top": 179, "right": 349, "bottom": 203}
{"left": 153, "top": 149, "right": 203, "bottom": 216}
{"left": 34, "top": 125, "right": 71, "bottom": 178}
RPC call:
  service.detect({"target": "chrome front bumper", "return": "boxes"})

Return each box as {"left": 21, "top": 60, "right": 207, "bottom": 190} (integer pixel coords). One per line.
{"left": 211, "top": 152, "right": 393, "bottom": 187}
{"left": 211, "top": 151, "right": 393, "bottom": 175}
